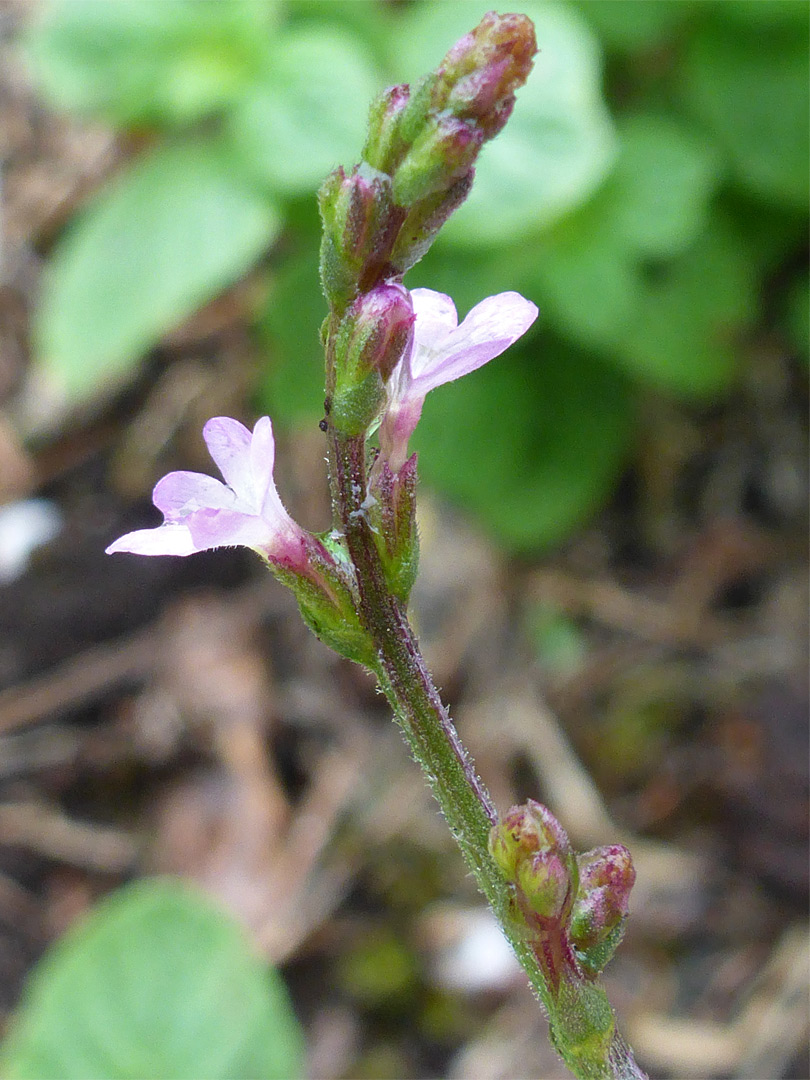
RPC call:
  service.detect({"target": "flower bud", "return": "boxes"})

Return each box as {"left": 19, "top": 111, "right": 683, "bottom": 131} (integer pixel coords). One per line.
{"left": 366, "top": 453, "right": 419, "bottom": 603}
{"left": 363, "top": 84, "right": 412, "bottom": 175}
{"left": 331, "top": 284, "right": 415, "bottom": 435}
{"left": 335, "top": 283, "right": 414, "bottom": 383}
{"left": 318, "top": 164, "right": 404, "bottom": 309}
{"left": 433, "top": 11, "right": 537, "bottom": 138}
{"left": 517, "top": 849, "right": 571, "bottom": 919}
{"left": 320, "top": 14, "right": 536, "bottom": 302}
{"left": 569, "top": 845, "right": 635, "bottom": 952}
{"left": 489, "top": 800, "right": 572, "bottom": 880}
{"left": 392, "top": 115, "right": 482, "bottom": 208}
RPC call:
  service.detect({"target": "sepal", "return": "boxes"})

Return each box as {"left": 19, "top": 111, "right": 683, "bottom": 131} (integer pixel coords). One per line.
{"left": 573, "top": 920, "right": 627, "bottom": 978}
{"left": 366, "top": 453, "right": 419, "bottom": 604}
{"left": 264, "top": 533, "right": 376, "bottom": 668}
{"left": 389, "top": 174, "right": 473, "bottom": 276}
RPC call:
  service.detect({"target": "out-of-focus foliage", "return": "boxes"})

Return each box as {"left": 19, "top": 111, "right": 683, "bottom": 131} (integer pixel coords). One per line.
{"left": 0, "top": 879, "right": 304, "bottom": 1080}
{"left": 25, "top": 0, "right": 279, "bottom": 126}
{"left": 23, "top": 0, "right": 809, "bottom": 549}
{"left": 225, "top": 25, "right": 381, "bottom": 194}
{"left": 38, "top": 141, "right": 281, "bottom": 399}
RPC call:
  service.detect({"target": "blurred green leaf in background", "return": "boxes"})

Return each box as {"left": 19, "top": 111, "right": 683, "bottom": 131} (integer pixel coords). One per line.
{"left": 36, "top": 140, "right": 281, "bottom": 400}
{"left": 0, "top": 879, "right": 304, "bottom": 1080}
{"left": 25, "top": 0, "right": 279, "bottom": 126}
{"left": 21, "top": 0, "right": 810, "bottom": 551}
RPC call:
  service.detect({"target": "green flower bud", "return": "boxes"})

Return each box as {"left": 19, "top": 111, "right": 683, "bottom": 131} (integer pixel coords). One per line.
{"left": 569, "top": 845, "right": 636, "bottom": 956}
{"left": 362, "top": 84, "right": 412, "bottom": 175}
{"left": 318, "top": 164, "right": 404, "bottom": 309}
{"left": 391, "top": 115, "right": 482, "bottom": 208}
{"left": 489, "top": 800, "right": 575, "bottom": 889}
{"left": 331, "top": 284, "right": 415, "bottom": 436}
{"left": 517, "top": 850, "right": 571, "bottom": 919}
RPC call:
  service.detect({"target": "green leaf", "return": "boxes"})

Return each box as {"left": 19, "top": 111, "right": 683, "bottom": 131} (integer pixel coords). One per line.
{"left": 786, "top": 274, "right": 809, "bottom": 365}
{"left": 612, "top": 220, "right": 759, "bottom": 397}
{"left": 226, "top": 25, "right": 382, "bottom": 194}
{"left": 719, "top": 0, "right": 810, "bottom": 30}
{"left": 414, "top": 342, "right": 633, "bottom": 552}
{"left": 574, "top": 0, "right": 696, "bottom": 53}
{"left": 24, "top": 0, "right": 277, "bottom": 127}
{"left": 0, "top": 878, "right": 304, "bottom": 1080}
{"left": 393, "top": 1, "right": 616, "bottom": 246}
{"left": 683, "top": 27, "right": 810, "bottom": 209}
{"left": 525, "top": 112, "right": 721, "bottom": 352}
{"left": 601, "top": 113, "right": 722, "bottom": 259}
{"left": 35, "top": 140, "right": 281, "bottom": 402}
{"left": 533, "top": 216, "right": 639, "bottom": 351}
{"left": 257, "top": 212, "right": 326, "bottom": 425}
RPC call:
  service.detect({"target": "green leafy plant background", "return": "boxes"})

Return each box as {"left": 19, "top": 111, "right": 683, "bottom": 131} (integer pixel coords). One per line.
{"left": 0, "top": 879, "right": 304, "bottom": 1080}
{"left": 24, "top": 0, "right": 809, "bottom": 551}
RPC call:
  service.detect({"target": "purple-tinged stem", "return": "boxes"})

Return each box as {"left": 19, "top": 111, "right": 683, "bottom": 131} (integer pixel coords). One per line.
{"left": 325, "top": 390, "right": 648, "bottom": 1080}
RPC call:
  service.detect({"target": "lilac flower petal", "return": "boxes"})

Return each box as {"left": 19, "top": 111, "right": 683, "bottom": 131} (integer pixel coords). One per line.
{"left": 186, "top": 508, "right": 277, "bottom": 552}
{"left": 106, "top": 413, "right": 308, "bottom": 565}
{"left": 249, "top": 416, "right": 278, "bottom": 515}
{"left": 410, "top": 289, "right": 458, "bottom": 350}
{"left": 153, "top": 471, "right": 236, "bottom": 519}
{"left": 202, "top": 417, "right": 254, "bottom": 502}
{"left": 105, "top": 523, "right": 198, "bottom": 556}
{"left": 411, "top": 292, "right": 538, "bottom": 394}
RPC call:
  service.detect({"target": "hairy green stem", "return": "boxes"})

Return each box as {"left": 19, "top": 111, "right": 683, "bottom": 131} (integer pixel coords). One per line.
{"left": 325, "top": 414, "right": 648, "bottom": 1080}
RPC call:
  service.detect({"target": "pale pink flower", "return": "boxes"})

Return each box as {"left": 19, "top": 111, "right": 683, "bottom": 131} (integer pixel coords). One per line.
{"left": 378, "top": 288, "right": 538, "bottom": 471}
{"left": 106, "top": 416, "right": 307, "bottom": 564}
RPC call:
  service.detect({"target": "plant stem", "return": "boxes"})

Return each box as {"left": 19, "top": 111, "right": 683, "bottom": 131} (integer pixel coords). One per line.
{"left": 326, "top": 420, "right": 648, "bottom": 1080}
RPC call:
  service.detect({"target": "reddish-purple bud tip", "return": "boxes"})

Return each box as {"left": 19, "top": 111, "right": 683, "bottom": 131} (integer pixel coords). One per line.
{"left": 358, "top": 282, "right": 416, "bottom": 381}
{"left": 503, "top": 799, "right": 572, "bottom": 856}
{"left": 489, "top": 800, "right": 572, "bottom": 881}
{"left": 570, "top": 845, "right": 636, "bottom": 949}
{"left": 578, "top": 844, "right": 636, "bottom": 898}
{"left": 435, "top": 11, "right": 537, "bottom": 137}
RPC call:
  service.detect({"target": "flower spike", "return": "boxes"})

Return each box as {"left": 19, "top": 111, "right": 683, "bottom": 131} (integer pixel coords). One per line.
{"left": 378, "top": 287, "right": 538, "bottom": 471}
{"left": 106, "top": 416, "right": 307, "bottom": 567}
